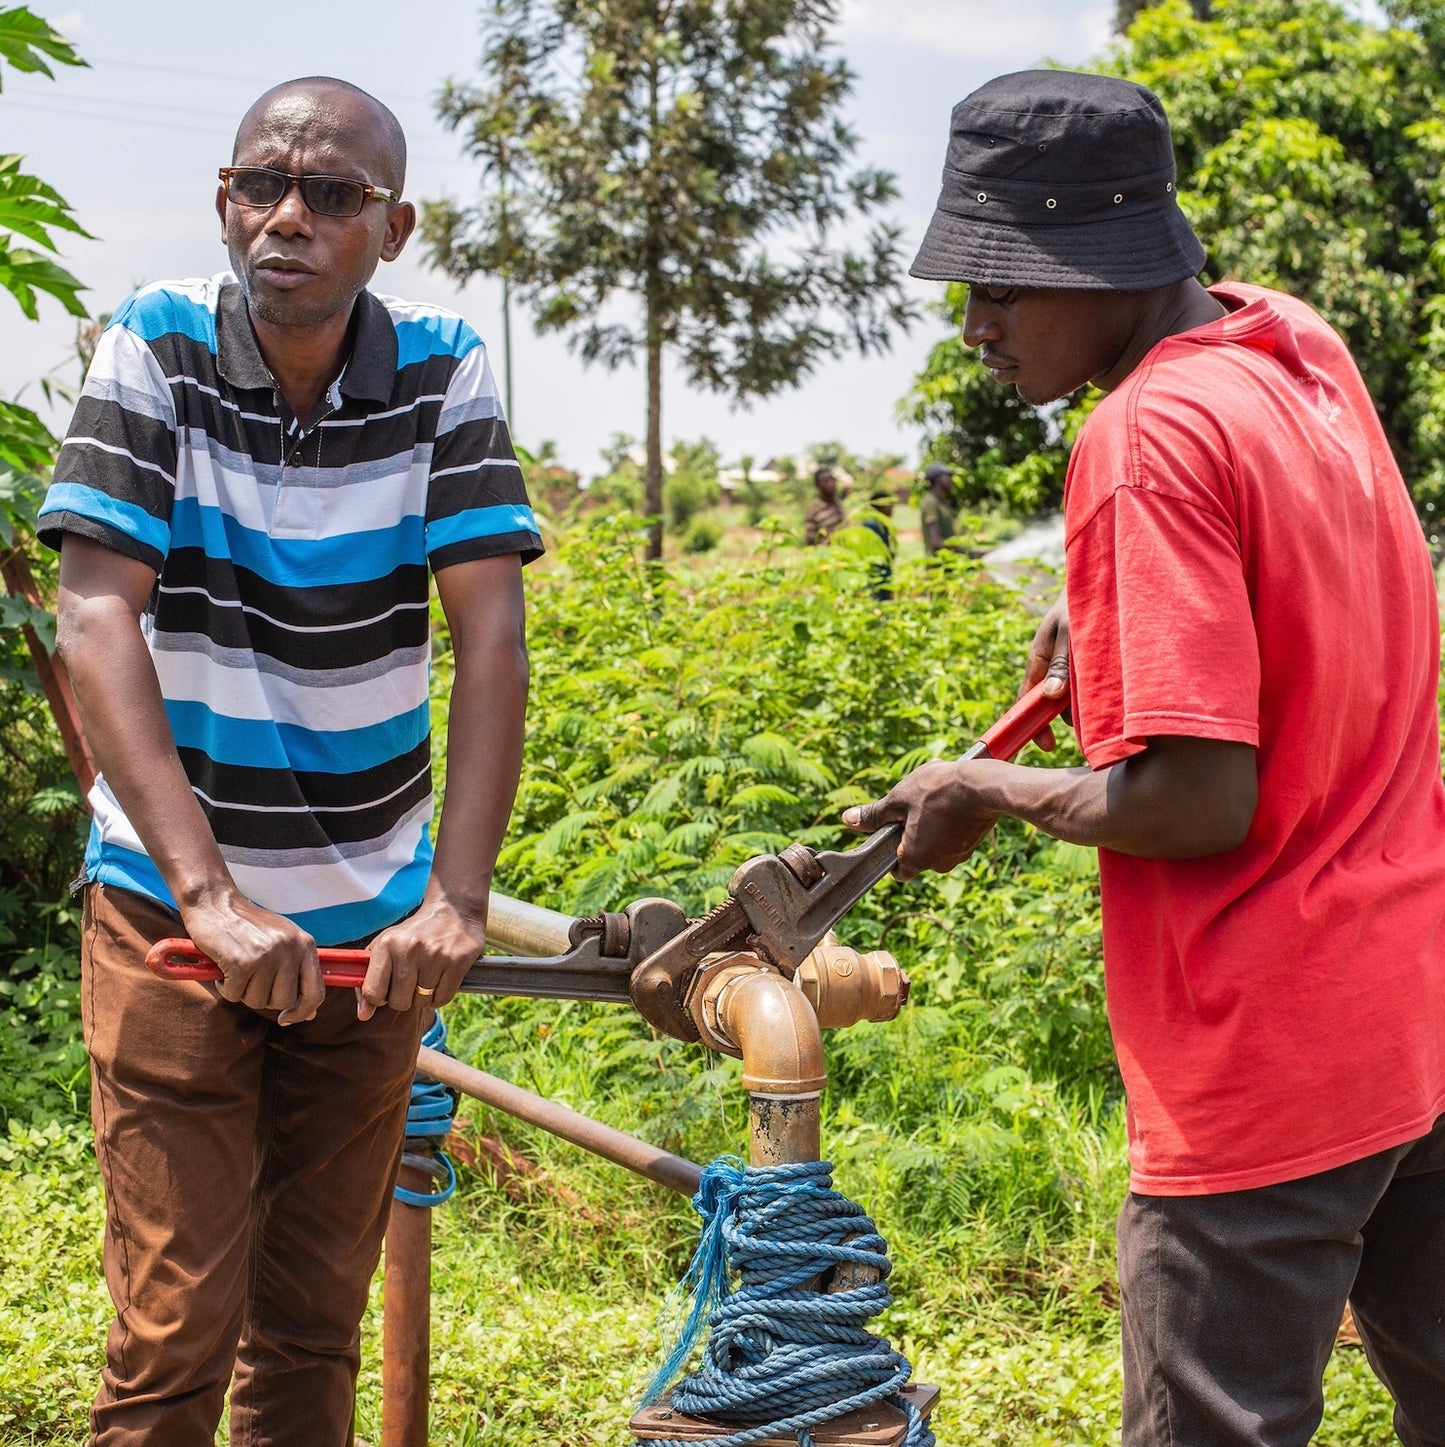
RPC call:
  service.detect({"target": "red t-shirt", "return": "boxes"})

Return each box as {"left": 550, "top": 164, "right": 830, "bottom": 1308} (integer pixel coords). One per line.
{"left": 1066, "top": 282, "right": 1445, "bottom": 1195}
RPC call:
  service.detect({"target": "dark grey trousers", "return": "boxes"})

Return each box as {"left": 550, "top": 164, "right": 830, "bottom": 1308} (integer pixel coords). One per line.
{"left": 1117, "top": 1113, "right": 1445, "bottom": 1446}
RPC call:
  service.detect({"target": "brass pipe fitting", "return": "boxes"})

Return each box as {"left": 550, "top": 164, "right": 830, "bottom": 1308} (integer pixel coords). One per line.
{"left": 794, "top": 931, "right": 908, "bottom": 1029}
{"left": 686, "top": 935, "right": 906, "bottom": 1054}
{"left": 684, "top": 935, "right": 907, "bottom": 1086}
{"left": 699, "top": 962, "right": 826, "bottom": 1168}
{"left": 688, "top": 956, "right": 827, "bottom": 1095}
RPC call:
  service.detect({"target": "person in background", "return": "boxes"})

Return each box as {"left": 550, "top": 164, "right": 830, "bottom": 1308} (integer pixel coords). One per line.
{"left": 803, "top": 465, "right": 846, "bottom": 544}
{"left": 845, "top": 68, "right": 1445, "bottom": 1446}
{"left": 41, "top": 76, "right": 542, "bottom": 1447}
{"left": 918, "top": 461, "right": 959, "bottom": 556}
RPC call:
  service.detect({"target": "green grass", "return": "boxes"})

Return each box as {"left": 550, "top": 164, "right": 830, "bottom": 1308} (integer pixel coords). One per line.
{"left": 0, "top": 1021, "right": 1400, "bottom": 1446}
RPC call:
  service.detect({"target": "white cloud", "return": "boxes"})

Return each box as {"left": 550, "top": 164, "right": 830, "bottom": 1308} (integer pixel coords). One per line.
{"left": 839, "top": 0, "right": 1115, "bottom": 68}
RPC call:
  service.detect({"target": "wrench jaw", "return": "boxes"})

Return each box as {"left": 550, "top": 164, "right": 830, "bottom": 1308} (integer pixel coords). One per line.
{"left": 627, "top": 830, "right": 904, "bottom": 1040}
{"left": 725, "top": 823, "right": 905, "bottom": 975}
{"left": 461, "top": 897, "right": 693, "bottom": 1005}
{"left": 618, "top": 897, "right": 693, "bottom": 958}
{"left": 629, "top": 957, "right": 703, "bottom": 1043}
{"left": 628, "top": 897, "right": 751, "bottom": 1042}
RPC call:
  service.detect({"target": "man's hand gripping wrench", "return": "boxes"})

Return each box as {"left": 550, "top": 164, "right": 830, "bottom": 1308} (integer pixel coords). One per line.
{"left": 146, "top": 896, "right": 691, "bottom": 1004}
{"left": 628, "top": 679, "right": 1069, "bottom": 1041}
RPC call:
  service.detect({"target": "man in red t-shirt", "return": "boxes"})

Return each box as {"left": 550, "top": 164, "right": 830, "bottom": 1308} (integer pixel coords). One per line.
{"left": 844, "top": 70, "right": 1445, "bottom": 1446}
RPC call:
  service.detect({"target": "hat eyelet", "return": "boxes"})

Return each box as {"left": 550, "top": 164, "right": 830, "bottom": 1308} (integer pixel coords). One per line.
{"left": 977, "top": 191, "right": 988, "bottom": 203}
{"left": 1167, "top": 182, "right": 1174, "bottom": 192}
{"left": 1046, "top": 198, "right": 1057, "bottom": 209}
{"left": 1113, "top": 193, "right": 1123, "bottom": 204}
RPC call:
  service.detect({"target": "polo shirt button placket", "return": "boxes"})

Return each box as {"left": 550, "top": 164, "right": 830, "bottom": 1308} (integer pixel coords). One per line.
{"left": 276, "top": 389, "right": 301, "bottom": 470}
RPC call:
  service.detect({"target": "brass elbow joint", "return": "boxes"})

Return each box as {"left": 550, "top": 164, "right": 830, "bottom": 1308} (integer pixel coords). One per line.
{"left": 684, "top": 934, "right": 909, "bottom": 1087}
{"left": 687, "top": 956, "right": 826, "bottom": 1094}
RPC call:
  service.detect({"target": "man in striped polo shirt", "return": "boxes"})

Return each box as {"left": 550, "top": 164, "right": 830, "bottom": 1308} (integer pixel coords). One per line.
{"left": 41, "top": 77, "right": 541, "bottom": 1446}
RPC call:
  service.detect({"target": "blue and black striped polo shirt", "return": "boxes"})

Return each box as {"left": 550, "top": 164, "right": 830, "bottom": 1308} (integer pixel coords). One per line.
{"left": 39, "top": 274, "right": 543, "bottom": 945}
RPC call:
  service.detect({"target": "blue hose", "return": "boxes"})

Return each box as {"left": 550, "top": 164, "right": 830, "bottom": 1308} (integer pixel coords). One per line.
{"left": 642, "top": 1157, "right": 935, "bottom": 1447}
{"left": 394, "top": 1013, "right": 457, "bottom": 1208}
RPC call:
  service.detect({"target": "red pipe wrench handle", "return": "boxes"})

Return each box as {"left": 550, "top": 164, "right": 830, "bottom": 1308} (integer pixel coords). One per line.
{"left": 145, "top": 939, "right": 371, "bottom": 988}
{"left": 971, "top": 678, "right": 1070, "bottom": 762}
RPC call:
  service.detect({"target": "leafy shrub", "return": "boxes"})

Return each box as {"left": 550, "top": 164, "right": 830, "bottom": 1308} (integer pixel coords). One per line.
{"left": 0, "top": 1116, "right": 107, "bottom": 1440}
{"left": 662, "top": 440, "right": 721, "bottom": 535}
{"left": 680, "top": 514, "right": 723, "bottom": 554}
{"left": 663, "top": 470, "right": 719, "bottom": 534}
{"left": 0, "top": 907, "right": 86, "bottom": 1129}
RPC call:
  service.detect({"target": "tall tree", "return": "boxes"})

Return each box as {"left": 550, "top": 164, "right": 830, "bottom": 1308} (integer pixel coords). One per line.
{"left": 421, "top": 0, "right": 915, "bottom": 560}
{"left": 904, "top": 0, "right": 1445, "bottom": 536}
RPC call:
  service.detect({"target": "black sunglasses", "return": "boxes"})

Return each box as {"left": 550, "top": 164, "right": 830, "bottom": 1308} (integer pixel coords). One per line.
{"left": 218, "top": 166, "right": 401, "bottom": 219}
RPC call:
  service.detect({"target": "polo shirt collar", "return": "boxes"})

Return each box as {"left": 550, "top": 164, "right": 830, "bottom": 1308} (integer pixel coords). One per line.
{"left": 215, "top": 280, "right": 397, "bottom": 404}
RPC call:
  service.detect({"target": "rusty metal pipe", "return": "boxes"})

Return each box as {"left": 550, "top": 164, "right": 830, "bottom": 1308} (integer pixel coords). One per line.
{"left": 416, "top": 1045, "right": 703, "bottom": 1197}
{"left": 380, "top": 1162, "right": 433, "bottom": 1447}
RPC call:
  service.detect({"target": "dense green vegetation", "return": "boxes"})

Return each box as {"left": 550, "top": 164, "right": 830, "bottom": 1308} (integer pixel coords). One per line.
{"left": 0, "top": 7, "right": 92, "bottom": 1148}
{"left": 906, "top": 0, "right": 1445, "bottom": 532}
{"left": 0, "top": 521, "right": 1400, "bottom": 1444}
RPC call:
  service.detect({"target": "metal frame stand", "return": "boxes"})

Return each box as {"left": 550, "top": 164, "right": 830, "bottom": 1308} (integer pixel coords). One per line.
{"left": 630, "top": 1385, "right": 940, "bottom": 1445}
{"left": 377, "top": 898, "right": 934, "bottom": 1447}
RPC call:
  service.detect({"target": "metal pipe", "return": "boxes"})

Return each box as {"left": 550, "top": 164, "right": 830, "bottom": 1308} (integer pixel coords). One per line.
{"left": 485, "top": 892, "right": 574, "bottom": 957}
{"left": 381, "top": 1162, "right": 433, "bottom": 1447}
{"left": 381, "top": 934, "right": 697, "bottom": 1447}
{"left": 416, "top": 1045, "right": 703, "bottom": 1197}
{"left": 709, "top": 968, "right": 825, "bottom": 1168}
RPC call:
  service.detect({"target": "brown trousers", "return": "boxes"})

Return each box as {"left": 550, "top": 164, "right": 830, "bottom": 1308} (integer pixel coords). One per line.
{"left": 80, "top": 883, "right": 426, "bottom": 1447}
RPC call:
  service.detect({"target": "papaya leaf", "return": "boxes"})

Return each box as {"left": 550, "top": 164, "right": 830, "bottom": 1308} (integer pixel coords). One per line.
{"left": 0, "top": 155, "right": 91, "bottom": 251}
{"left": 0, "top": 594, "right": 54, "bottom": 650}
{"left": 0, "top": 244, "right": 87, "bottom": 319}
{"left": 0, "top": 7, "right": 86, "bottom": 82}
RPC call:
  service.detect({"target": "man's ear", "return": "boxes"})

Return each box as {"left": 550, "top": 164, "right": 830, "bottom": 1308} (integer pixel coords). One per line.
{"left": 380, "top": 202, "right": 417, "bottom": 263}
{"left": 215, "top": 185, "right": 229, "bottom": 240}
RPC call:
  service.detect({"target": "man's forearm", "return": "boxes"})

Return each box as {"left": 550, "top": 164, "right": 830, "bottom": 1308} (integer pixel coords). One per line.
{"left": 58, "top": 592, "right": 237, "bottom": 909}
{"left": 425, "top": 626, "right": 528, "bottom": 918}
{"left": 356, "top": 556, "right": 529, "bottom": 1017}
{"left": 847, "top": 733, "right": 1258, "bottom": 881}
{"left": 58, "top": 536, "right": 323, "bottom": 1018}
{"left": 934, "top": 736, "right": 1258, "bottom": 859}
{"left": 420, "top": 552, "right": 530, "bottom": 919}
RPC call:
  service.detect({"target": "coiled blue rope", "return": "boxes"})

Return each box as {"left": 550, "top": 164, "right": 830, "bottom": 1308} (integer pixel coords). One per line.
{"left": 394, "top": 1013, "right": 457, "bottom": 1208}
{"left": 642, "top": 1157, "right": 935, "bottom": 1447}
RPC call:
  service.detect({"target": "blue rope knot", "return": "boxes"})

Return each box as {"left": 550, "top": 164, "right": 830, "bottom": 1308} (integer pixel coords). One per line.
{"left": 394, "top": 1013, "right": 457, "bottom": 1208}
{"left": 642, "top": 1157, "right": 935, "bottom": 1447}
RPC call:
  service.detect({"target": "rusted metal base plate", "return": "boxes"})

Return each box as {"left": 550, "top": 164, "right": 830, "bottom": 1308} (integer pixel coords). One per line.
{"left": 630, "top": 1383, "right": 939, "bottom": 1444}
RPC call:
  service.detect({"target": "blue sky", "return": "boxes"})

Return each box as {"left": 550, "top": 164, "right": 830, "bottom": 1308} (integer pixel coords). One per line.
{"left": 6, "top": 2, "right": 1129, "bottom": 473}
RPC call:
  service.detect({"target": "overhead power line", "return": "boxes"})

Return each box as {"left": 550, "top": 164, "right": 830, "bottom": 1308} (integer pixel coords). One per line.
{"left": 84, "top": 55, "right": 438, "bottom": 106}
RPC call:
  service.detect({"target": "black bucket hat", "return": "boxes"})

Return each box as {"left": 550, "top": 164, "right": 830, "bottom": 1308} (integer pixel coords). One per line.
{"left": 911, "top": 70, "right": 1206, "bottom": 292}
